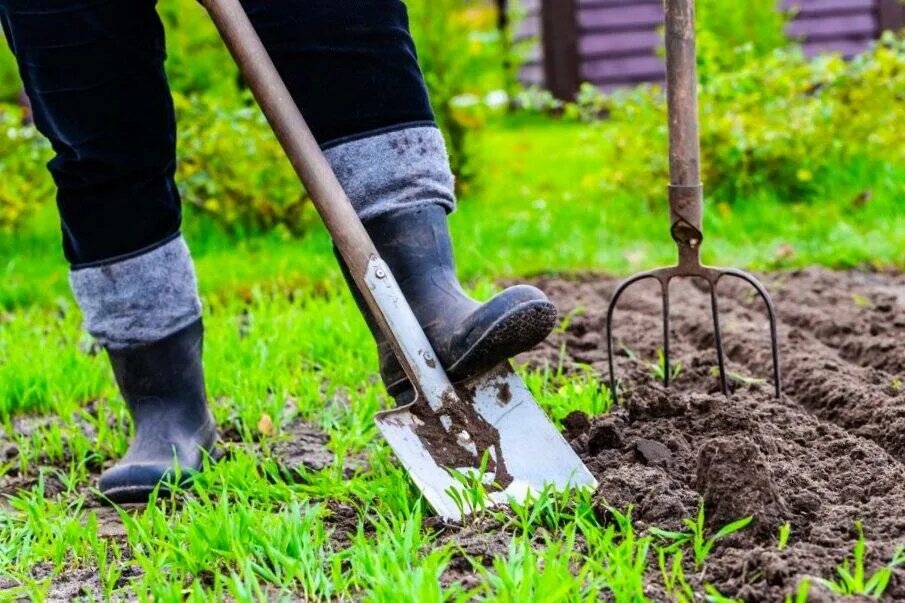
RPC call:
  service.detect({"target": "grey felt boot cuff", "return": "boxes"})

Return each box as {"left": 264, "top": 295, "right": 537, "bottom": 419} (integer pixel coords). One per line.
{"left": 324, "top": 125, "right": 456, "bottom": 221}
{"left": 69, "top": 236, "right": 202, "bottom": 351}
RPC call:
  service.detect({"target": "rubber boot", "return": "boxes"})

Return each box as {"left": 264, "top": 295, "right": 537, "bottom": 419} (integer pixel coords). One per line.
{"left": 98, "top": 319, "right": 217, "bottom": 503}
{"left": 338, "top": 205, "right": 557, "bottom": 404}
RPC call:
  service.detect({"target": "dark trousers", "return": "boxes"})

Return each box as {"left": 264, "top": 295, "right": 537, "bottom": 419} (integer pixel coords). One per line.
{"left": 0, "top": 0, "right": 434, "bottom": 266}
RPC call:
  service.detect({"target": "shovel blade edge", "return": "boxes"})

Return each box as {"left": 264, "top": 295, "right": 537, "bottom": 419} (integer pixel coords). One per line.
{"left": 375, "top": 363, "right": 598, "bottom": 522}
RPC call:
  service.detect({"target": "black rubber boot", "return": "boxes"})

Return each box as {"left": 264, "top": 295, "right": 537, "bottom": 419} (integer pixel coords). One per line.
{"left": 338, "top": 205, "right": 557, "bottom": 404}
{"left": 98, "top": 319, "right": 217, "bottom": 503}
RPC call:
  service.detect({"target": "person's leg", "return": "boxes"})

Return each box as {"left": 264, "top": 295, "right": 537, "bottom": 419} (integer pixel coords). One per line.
{"left": 244, "top": 0, "right": 557, "bottom": 402}
{"left": 0, "top": 0, "right": 215, "bottom": 501}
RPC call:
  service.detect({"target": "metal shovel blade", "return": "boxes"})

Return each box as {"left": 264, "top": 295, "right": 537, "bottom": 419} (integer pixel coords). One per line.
{"left": 375, "top": 363, "right": 598, "bottom": 522}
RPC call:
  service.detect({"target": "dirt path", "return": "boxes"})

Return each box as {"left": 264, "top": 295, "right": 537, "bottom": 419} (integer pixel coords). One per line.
{"left": 515, "top": 268, "right": 905, "bottom": 600}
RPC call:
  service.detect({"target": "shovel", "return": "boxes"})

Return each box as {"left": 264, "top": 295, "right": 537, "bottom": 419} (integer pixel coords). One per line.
{"left": 201, "top": 0, "right": 597, "bottom": 521}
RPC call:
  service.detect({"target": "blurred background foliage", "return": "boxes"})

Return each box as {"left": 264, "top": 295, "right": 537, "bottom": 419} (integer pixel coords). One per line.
{"left": 0, "top": 0, "right": 903, "bottom": 233}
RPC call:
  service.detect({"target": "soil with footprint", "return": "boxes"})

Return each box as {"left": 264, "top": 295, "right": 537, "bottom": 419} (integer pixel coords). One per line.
{"left": 514, "top": 268, "right": 905, "bottom": 600}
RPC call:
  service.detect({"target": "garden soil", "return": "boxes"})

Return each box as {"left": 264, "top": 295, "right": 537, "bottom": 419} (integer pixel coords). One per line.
{"left": 506, "top": 267, "right": 904, "bottom": 600}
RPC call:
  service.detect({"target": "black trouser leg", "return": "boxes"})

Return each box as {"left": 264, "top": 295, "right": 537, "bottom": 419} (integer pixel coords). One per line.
{"left": 1, "top": 0, "right": 438, "bottom": 263}
{"left": 242, "top": 0, "right": 435, "bottom": 147}
{"left": 0, "top": 0, "right": 180, "bottom": 266}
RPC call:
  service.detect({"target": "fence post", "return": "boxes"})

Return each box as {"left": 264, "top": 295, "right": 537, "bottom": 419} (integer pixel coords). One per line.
{"left": 877, "top": 0, "right": 905, "bottom": 32}
{"left": 541, "top": 0, "right": 580, "bottom": 100}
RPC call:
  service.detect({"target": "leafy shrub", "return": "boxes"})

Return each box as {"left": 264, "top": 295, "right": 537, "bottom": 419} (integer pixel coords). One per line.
{"left": 173, "top": 92, "right": 310, "bottom": 235}
{"left": 698, "top": 33, "right": 904, "bottom": 201}
{"left": 556, "top": 30, "right": 905, "bottom": 206}
{"left": 695, "top": 0, "right": 791, "bottom": 80}
{"left": 0, "top": 32, "right": 21, "bottom": 104}
{"left": 159, "top": 0, "right": 241, "bottom": 97}
{"left": 406, "top": 0, "right": 509, "bottom": 182}
{"left": 0, "top": 107, "right": 52, "bottom": 231}
{"left": 0, "top": 93, "right": 311, "bottom": 234}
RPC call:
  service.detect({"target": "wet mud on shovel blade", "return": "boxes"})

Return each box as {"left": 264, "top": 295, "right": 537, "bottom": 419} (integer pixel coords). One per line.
{"left": 375, "top": 364, "right": 598, "bottom": 522}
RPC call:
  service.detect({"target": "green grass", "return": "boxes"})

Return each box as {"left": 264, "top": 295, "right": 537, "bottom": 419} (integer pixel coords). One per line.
{"left": 0, "top": 115, "right": 903, "bottom": 600}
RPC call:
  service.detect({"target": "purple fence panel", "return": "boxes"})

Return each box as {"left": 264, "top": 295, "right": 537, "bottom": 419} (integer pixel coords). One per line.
{"left": 578, "top": 4, "right": 663, "bottom": 31}
{"left": 781, "top": 0, "right": 875, "bottom": 14}
{"left": 516, "top": 14, "right": 542, "bottom": 41}
{"left": 518, "top": 0, "right": 891, "bottom": 96}
{"left": 581, "top": 54, "right": 665, "bottom": 84}
{"left": 787, "top": 14, "right": 877, "bottom": 39}
{"left": 579, "top": 30, "right": 662, "bottom": 58}
{"left": 520, "top": 64, "right": 545, "bottom": 85}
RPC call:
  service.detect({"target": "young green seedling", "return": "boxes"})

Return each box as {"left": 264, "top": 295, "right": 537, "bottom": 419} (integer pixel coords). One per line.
{"left": 777, "top": 521, "right": 791, "bottom": 550}
{"left": 818, "top": 521, "right": 905, "bottom": 598}
{"left": 444, "top": 450, "right": 496, "bottom": 519}
{"left": 704, "top": 584, "right": 743, "bottom": 602}
{"left": 891, "top": 376, "right": 903, "bottom": 393}
{"left": 650, "top": 347, "right": 683, "bottom": 383}
{"left": 649, "top": 503, "right": 753, "bottom": 570}
{"left": 658, "top": 548, "right": 694, "bottom": 602}
{"left": 783, "top": 578, "right": 811, "bottom": 603}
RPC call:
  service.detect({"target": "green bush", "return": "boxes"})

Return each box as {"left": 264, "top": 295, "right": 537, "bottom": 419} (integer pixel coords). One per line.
{"left": 173, "top": 92, "right": 310, "bottom": 235}
{"left": 0, "top": 93, "right": 311, "bottom": 235}
{"left": 0, "top": 33, "right": 21, "bottom": 104}
{"left": 695, "top": 0, "right": 791, "bottom": 80}
{"left": 698, "top": 33, "right": 904, "bottom": 201}
{"left": 558, "top": 29, "right": 905, "bottom": 206}
{"left": 0, "top": 107, "right": 53, "bottom": 231}
{"left": 159, "top": 0, "right": 241, "bottom": 97}
{"left": 406, "top": 0, "right": 509, "bottom": 183}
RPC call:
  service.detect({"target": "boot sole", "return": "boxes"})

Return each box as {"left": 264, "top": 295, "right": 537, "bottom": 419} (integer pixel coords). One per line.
{"left": 446, "top": 299, "right": 558, "bottom": 381}
{"left": 102, "top": 483, "right": 177, "bottom": 505}
{"left": 99, "top": 444, "right": 223, "bottom": 505}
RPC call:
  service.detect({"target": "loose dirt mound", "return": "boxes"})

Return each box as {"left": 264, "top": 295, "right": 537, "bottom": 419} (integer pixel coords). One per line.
{"left": 517, "top": 268, "right": 905, "bottom": 600}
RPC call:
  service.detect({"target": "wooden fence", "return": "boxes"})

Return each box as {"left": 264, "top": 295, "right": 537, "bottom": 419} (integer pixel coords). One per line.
{"left": 517, "top": 0, "right": 905, "bottom": 99}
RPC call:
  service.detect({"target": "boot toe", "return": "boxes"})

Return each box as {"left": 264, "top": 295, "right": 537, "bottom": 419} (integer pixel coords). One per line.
{"left": 447, "top": 285, "right": 557, "bottom": 380}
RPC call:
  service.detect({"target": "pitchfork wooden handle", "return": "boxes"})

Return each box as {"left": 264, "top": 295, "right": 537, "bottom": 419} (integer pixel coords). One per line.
{"left": 664, "top": 0, "right": 704, "bottom": 248}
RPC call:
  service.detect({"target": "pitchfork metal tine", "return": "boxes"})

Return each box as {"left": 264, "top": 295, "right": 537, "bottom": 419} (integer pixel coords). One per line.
{"left": 709, "top": 282, "right": 729, "bottom": 395}
{"left": 661, "top": 279, "right": 671, "bottom": 388}
{"left": 718, "top": 270, "right": 783, "bottom": 398}
{"left": 606, "top": 272, "right": 782, "bottom": 403}
{"left": 606, "top": 272, "right": 658, "bottom": 400}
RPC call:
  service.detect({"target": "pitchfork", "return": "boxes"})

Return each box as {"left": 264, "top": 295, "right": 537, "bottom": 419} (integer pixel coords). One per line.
{"left": 605, "top": 0, "right": 781, "bottom": 401}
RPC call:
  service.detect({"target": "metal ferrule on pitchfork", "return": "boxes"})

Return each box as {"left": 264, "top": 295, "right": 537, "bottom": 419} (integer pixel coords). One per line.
{"left": 605, "top": 0, "right": 782, "bottom": 401}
